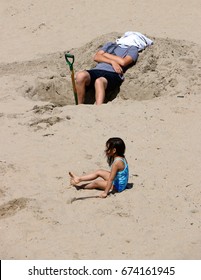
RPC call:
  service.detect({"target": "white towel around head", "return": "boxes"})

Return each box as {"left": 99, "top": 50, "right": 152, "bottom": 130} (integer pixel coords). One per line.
{"left": 116, "top": 31, "right": 153, "bottom": 51}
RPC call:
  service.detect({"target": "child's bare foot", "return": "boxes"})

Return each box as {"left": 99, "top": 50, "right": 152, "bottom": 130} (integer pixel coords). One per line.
{"left": 69, "top": 172, "right": 80, "bottom": 185}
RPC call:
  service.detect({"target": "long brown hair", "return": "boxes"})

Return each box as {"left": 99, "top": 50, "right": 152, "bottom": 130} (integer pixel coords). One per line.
{"left": 105, "top": 137, "right": 126, "bottom": 166}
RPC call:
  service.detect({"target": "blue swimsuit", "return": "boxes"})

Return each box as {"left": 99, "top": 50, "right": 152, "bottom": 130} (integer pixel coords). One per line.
{"left": 112, "top": 157, "right": 129, "bottom": 192}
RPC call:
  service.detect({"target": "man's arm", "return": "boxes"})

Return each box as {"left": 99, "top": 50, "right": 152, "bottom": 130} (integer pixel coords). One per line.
{"left": 94, "top": 50, "right": 134, "bottom": 66}
{"left": 93, "top": 50, "right": 115, "bottom": 64}
{"left": 93, "top": 50, "right": 134, "bottom": 74}
{"left": 102, "top": 52, "right": 134, "bottom": 67}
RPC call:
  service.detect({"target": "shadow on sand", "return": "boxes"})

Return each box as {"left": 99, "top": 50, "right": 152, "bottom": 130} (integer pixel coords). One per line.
{"left": 71, "top": 182, "right": 134, "bottom": 203}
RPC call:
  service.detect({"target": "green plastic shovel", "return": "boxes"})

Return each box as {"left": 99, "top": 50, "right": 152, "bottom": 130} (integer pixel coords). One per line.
{"left": 65, "top": 53, "right": 78, "bottom": 105}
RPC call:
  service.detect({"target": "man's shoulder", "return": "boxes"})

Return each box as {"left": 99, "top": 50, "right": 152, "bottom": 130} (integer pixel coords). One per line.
{"left": 100, "top": 41, "right": 115, "bottom": 50}
{"left": 126, "top": 46, "right": 139, "bottom": 59}
{"left": 128, "top": 45, "right": 138, "bottom": 52}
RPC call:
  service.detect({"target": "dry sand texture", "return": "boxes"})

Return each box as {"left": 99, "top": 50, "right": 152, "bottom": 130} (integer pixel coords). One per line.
{"left": 0, "top": 0, "right": 201, "bottom": 259}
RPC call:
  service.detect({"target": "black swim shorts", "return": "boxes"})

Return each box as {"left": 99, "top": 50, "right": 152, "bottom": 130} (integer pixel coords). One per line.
{"left": 86, "top": 69, "right": 123, "bottom": 91}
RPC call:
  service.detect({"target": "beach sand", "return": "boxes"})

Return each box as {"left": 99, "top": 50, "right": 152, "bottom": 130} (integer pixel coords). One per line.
{"left": 0, "top": 0, "right": 201, "bottom": 259}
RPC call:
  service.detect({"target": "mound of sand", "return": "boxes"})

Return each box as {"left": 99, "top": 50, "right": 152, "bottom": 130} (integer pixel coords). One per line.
{"left": 1, "top": 32, "right": 201, "bottom": 106}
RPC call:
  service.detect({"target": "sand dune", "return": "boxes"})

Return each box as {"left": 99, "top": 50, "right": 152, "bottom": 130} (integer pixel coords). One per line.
{"left": 0, "top": 0, "right": 201, "bottom": 260}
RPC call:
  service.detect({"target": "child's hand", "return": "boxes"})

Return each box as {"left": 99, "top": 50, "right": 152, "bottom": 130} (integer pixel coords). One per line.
{"left": 99, "top": 192, "right": 107, "bottom": 198}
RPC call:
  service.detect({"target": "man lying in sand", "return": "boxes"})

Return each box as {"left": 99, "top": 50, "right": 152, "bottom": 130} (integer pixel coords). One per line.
{"left": 75, "top": 31, "right": 153, "bottom": 105}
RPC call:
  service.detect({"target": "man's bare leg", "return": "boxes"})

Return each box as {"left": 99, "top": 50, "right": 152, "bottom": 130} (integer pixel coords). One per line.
{"left": 75, "top": 71, "right": 91, "bottom": 104}
{"left": 94, "top": 77, "right": 108, "bottom": 105}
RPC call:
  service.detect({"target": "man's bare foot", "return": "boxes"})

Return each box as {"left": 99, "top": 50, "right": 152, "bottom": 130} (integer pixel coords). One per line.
{"left": 69, "top": 172, "right": 80, "bottom": 185}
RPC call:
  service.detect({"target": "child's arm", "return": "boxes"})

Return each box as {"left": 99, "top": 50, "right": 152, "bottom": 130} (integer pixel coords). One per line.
{"left": 99, "top": 161, "right": 120, "bottom": 198}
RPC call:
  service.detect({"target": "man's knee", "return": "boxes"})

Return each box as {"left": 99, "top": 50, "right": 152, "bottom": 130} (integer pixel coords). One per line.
{"left": 76, "top": 71, "right": 90, "bottom": 85}
{"left": 95, "top": 77, "right": 107, "bottom": 89}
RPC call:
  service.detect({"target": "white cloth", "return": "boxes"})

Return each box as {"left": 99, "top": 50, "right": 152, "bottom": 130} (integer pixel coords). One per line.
{"left": 116, "top": 31, "right": 153, "bottom": 51}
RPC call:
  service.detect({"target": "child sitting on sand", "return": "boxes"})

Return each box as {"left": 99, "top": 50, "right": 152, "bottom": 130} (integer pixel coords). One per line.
{"left": 69, "top": 137, "right": 129, "bottom": 198}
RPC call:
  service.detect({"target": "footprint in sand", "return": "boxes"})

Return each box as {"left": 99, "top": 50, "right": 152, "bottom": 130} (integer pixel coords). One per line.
{"left": 0, "top": 188, "right": 5, "bottom": 198}
{"left": 29, "top": 116, "right": 63, "bottom": 129}
{"left": 31, "top": 104, "right": 57, "bottom": 114}
{"left": 0, "top": 161, "right": 16, "bottom": 175}
{"left": 0, "top": 198, "right": 30, "bottom": 219}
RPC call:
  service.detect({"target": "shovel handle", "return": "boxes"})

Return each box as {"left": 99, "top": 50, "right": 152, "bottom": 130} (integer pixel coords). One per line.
{"left": 65, "top": 53, "right": 74, "bottom": 71}
{"left": 65, "top": 53, "right": 78, "bottom": 105}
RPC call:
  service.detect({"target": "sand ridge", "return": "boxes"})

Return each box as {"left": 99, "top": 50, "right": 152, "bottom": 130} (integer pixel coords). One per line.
{"left": 0, "top": 0, "right": 201, "bottom": 260}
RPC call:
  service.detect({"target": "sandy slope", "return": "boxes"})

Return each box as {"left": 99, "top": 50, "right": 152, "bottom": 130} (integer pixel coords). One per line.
{"left": 0, "top": 0, "right": 201, "bottom": 259}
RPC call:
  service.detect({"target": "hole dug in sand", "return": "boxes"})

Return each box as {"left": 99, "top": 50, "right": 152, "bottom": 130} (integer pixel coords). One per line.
{"left": 27, "top": 75, "right": 71, "bottom": 106}
{"left": 24, "top": 33, "right": 201, "bottom": 106}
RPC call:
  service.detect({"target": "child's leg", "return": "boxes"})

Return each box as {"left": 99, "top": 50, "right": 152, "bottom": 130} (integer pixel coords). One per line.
{"left": 82, "top": 179, "right": 108, "bottom": 190}
{"left": 69, "top": 169, "right": 110, "bottom": 186}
